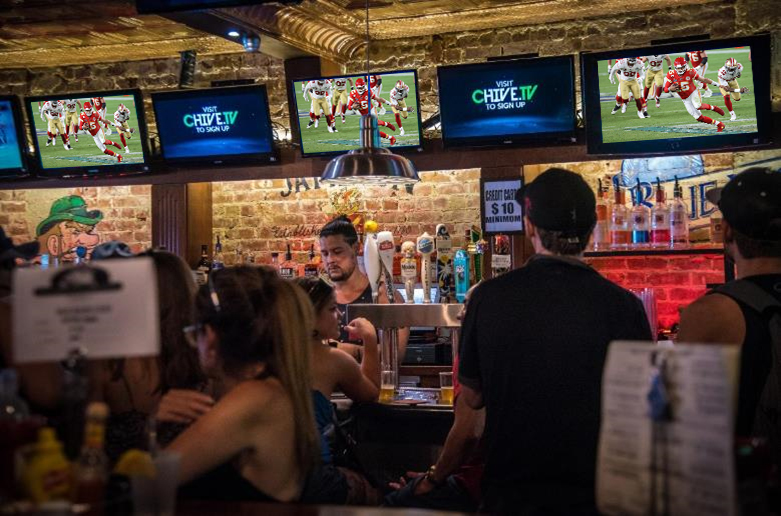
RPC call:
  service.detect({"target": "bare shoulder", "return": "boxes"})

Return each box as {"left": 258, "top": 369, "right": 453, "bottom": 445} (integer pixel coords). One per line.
{"left": 678, "top": 293, "right": 745, "bottom": 345}
{"left": 220, "top": 378, "right": 287, "bottom": 416}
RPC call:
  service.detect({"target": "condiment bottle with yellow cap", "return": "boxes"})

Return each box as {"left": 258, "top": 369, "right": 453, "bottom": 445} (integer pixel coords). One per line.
{"left": 22, "top": 427, "right": 71, "bottom": 503}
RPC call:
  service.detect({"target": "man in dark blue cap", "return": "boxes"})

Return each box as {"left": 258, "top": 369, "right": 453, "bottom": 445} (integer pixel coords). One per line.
{"left": 458, "top": 167, "right": 652, "bottom": 515}
{"left": 679, "top": 167, "right": 781, "bottom": 466}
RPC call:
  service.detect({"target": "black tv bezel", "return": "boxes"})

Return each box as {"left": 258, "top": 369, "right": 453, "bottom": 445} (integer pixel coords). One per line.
{"left": 290, "top": 69, "right": 424, "bottom": 158}
{"left": 25, "top": 89, "right": 152, "bottom": 179}
{"left": 151, "top": 84, "right": 278, "bottom": 167}
{"left": 0, "top": 95, "right": 30, "bottom": 180}
{"left": 436, "top": 55, "right": 578, "bottom": 149}
{"left": 581, "top": 34, "right": 773, "bottom": 157}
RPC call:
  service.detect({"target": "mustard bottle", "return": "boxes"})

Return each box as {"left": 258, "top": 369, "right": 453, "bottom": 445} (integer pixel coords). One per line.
{"left": 22, "top": 427, "right": 72, "bottom": 503}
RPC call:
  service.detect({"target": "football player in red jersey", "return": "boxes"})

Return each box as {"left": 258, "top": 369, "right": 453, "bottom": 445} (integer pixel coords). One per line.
{"left": 347, "top": 78, "right": 397, "bottom": 145}
{"left": 91, "top": 97, "right": 111, "bottom": 133}
{"left": 79, "top": 101, "right": 123, "bottom": 162}
{"left": 664, "top": 57, "right": 726, "bottom": 132}
{"left": 685, "top": 50, "right": 712, "bottom": 97}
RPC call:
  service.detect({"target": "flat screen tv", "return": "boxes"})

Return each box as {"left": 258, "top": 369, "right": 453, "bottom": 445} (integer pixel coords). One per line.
{"left": 291, "top": 70, "right": 423, "bottom": 157}
{"left": 0, "top": 95, "right": 29, "bottom": 179}
{"left": 581, "top": 34, "right": 772, "bottom": 156}
{"left": 152, "top": 85, "right": 276, "bottom": 166}
{"left": 25, "top": 89, "right": 151, "bottom": 178}
{"left": 437, "top": 55, "right": 577, "bottom": 148}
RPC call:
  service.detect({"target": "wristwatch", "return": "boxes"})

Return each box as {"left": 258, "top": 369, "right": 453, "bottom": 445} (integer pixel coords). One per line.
{"left": 424, "top": 465, "right": 444, "bottom": 487}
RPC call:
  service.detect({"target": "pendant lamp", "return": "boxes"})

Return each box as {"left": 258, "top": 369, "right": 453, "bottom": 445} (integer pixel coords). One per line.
{"left": 320, "top": 0, "right": 419, "bottom": 186}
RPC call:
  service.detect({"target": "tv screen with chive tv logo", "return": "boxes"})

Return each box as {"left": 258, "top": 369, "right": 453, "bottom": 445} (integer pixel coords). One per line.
{"left": 152, "top": 84, "right": 276, "bottom": 165}
{"left": 437, "top": 55, "right": 577, "bottom": 148}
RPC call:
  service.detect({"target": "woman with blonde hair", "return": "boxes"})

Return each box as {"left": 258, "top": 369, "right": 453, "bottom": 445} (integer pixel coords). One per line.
{"left": 168, "top": 266, "right": 319, "bottom": 502}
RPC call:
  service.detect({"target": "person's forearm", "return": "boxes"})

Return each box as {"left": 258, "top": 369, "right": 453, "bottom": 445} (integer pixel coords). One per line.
{"left": 431, "top": 396, "right": 484, "bottom": 481}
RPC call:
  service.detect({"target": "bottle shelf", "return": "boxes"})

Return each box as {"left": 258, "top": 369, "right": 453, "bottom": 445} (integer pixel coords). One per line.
{"left": 584, "top": 247, "right": 724, "bottom": 258}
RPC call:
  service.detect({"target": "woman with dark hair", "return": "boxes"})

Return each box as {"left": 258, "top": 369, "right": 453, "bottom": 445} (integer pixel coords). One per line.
{"left": 88, "top": 250, "right": 209, "bottom": 462}
{"left": 168, "top": 266, "right": 320, "bottom": 502}
{"left": 293, "top": 276, "right": 381, "bottom": 504}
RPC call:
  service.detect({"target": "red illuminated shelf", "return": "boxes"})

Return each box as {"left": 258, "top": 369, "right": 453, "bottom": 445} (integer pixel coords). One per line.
{"left": 584, "top": 247, "right": 724, "bottom": 258}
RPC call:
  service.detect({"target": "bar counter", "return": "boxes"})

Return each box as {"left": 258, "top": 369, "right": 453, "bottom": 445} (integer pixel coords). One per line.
{"left": 178, "top": 500, "right": 469, "bottom": 515}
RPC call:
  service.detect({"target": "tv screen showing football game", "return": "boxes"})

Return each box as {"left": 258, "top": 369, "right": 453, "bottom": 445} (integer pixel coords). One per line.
{"left": 152, "top": 85, "right": 275, "bottom": 165}
{"left": 25, "top": 90, "right": 150, "bottom": 177}
{"left": 0, "top": 96, "right": 28, "bottom": 178}
{"left": 582, "top": 35, "right": 772, "bottom": 155}
{"left": 437, "top": 56, "right": 577, "bottom": 147}
{"left": 291, "top": 70, "right": 422, "bottom": 157}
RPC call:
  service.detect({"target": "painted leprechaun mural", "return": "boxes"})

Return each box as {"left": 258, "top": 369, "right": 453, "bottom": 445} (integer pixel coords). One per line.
{"left": 35, "top": 195, "right": 103, "bottom": 262}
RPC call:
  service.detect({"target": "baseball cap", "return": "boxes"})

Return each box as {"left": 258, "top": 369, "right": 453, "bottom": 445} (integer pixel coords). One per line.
{"left": 516, "top": 168, "right": 597, "bottom": 240}
{"left": 706, "top": 167, "right": 781, "bottom": 242}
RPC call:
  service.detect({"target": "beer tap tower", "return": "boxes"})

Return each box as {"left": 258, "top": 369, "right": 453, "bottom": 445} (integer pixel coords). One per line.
{"left": 417, "top": 232, "right": 434, "bottom": 304}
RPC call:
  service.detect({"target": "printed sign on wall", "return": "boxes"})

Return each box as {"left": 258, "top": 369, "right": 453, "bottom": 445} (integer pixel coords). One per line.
{"left": 480, "top": 178, "right": 524, "bottom": 235}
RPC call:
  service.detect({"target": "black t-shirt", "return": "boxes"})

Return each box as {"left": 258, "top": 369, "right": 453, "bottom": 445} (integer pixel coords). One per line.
{"left": 336, "top": 283, "right": 374, "bottom": 343}
{"left": 458, "top": 255, "right": 652, "bottom": 507}
{"left": 712, "top": 274, "right": 781, "bottom": 436}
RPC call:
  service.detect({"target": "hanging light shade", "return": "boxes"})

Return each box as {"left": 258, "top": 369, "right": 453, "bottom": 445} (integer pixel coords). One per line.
{"left": 320, "top": 112, "right": 419, "bottom": 186}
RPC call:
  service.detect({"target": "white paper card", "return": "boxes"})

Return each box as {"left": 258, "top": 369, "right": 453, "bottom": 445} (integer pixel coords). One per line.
{"left": 597, "top": 341, "right": 739, "bottom": 516}
{"left": 12, "top": 258, "right": 159, "bottom": 363}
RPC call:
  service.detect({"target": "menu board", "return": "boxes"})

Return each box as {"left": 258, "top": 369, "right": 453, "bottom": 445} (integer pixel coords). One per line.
{"left": 597, "top": 341, "right": 739, "bottom": 516}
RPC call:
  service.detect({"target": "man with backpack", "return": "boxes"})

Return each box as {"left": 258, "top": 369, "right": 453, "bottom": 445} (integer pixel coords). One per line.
{"left": 678, "top": 167, "right": 781, "bottom": 465}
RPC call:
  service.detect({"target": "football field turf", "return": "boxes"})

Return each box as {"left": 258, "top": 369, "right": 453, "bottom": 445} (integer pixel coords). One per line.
{"left": 32, "top": 96, "right": 144, "bottom": 169}
{"left": 294, "top": 72, "right": 421, "bottom": 155}
{"left": 599, "top": 49, "right": 757, "bottom": 144}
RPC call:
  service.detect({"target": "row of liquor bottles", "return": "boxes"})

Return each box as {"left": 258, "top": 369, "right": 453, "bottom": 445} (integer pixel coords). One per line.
{"left": 195, "top": 226, "right": 515, "bottom": 302}
{"left": 593, "top": 176, "right": 720, "bottom": 250}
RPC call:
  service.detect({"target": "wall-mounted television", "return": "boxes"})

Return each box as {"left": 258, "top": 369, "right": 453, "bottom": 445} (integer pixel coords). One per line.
{"left": 437, "top": 55, "right": 577, "bottom": 148}
{"left": 25, "top": 89, "right": 151, "bottom": 178}
{"left": 291, "top": 70, "right": 423, "bottom": 157}
{"left": 152, "top": 85, "right": 277, "bottom": 166}
{"left": 0, "top": 95, "right": 29, "bottom": 179}
{"left": 581, "top": 34, "right": 772, "bottom": 156}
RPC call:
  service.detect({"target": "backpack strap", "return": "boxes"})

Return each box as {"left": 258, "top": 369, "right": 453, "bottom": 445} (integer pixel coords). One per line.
{"left": 711, "top": 280, "right": 781, "bottom": 464}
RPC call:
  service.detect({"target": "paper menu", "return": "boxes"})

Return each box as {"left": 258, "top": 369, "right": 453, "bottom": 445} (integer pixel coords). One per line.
{"left": 12, "top": 258, "right": 159, "bottom": 363}
{"left": 597, "top": 341, "right": 739, "bottom": 516}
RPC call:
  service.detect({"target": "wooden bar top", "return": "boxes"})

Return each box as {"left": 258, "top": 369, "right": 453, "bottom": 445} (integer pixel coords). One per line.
{"left": 178, "top": 500, "right": 469, "bottom": 515}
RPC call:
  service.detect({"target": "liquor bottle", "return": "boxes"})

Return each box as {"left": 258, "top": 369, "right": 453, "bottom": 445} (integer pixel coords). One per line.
{"left": 234, "top": 243, "right": 244, "bottom": 266}
{"left": 669, "top": 176, "right": 689, "bottom": 249}
{"left": 303, "top": 244, "right": 320, "bottom": 278}
{"left": 592, "top": 178, "right": 610, "bottom": 250}
{"left": 211, "top": 236, "right": 224, "bottom": 271}
{"left": 72, "top": 402, "right": 109, "bottom": 514}
{"left": 491, "top": 235, "right": 511, "bottom": 277}
{"left": 435, "top": 225, "right": 453, "bottom": 303}
{"left": 195, "top": 245, "right": 211, "bottom": 285}
{"left": 400, "top": 241, "right": 417, "bottom": 304}
{"left": 453, "top": 248, "right": 470, "bottom": 303}
{"left": 650, "top": 178, "right": 670, "bottom": 248}
{"left": 610, "top": 181, "right": 630, "bottom": 249}
{"left": 630, "top": 179, "right": 650, "bottom": 247}
{"left": 279, "top": 243, "right": 297, "bottom": 280}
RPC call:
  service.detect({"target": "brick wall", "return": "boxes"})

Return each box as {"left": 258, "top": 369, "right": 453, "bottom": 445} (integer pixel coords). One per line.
{"left": 586, "top": 254, "right": 725, "bottom": 331}
{"left": 211, "top": 169, "right": 481, "bottom": 266}
{"left": 1, "top": 186, "right": 152, "bottom": 257}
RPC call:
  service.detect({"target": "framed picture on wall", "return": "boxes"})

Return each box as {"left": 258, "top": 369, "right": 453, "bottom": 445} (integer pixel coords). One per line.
{"left": 480, "top": 177, "right": 524, "bottom": 235}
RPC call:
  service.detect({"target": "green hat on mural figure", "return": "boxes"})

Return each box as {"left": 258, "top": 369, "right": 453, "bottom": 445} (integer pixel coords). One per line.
{"left": 36, "top": 195, "right": 104, "bottom": 237}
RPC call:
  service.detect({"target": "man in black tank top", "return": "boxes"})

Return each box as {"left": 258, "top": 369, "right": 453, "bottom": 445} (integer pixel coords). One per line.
{"left": 319, "top": 216, "right": 409, "bottom": 360}
{"left": 679, "top": 167, "right": 781, "bottom": 446}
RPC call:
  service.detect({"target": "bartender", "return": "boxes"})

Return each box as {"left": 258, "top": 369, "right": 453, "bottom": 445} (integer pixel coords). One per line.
{"left": 319, "top": 216, "right": 409, "bottom": 362}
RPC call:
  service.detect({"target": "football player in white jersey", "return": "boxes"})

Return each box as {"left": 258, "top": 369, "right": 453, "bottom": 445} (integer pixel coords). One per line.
{"left": 369, "top": 75, "right": 384, "bottom": 114}
{"left": 640, "top": 54, "right": 672, "bottom": 108}
{"left": 40, "top": 100, "right": 72, "bottom": 150}
{"left": 113, "top": 103, "right": 134, "bottom": 152}
{"left": 388, "top": 80, "right": 412, "bottom": 136}
{"left": 717, "top": 58, "right": 748, "bottom": 121}
{"left": 62, "top": 99, "right": 82, "bottom": 143}
{"left": 609, "top": 58, "right": 650, "bottom": 119}
{"left": 303, "top": 79, "right": 337, "bottom": 132}
{"left": 329, "top": 77, "right": 353, "bottom": 123}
